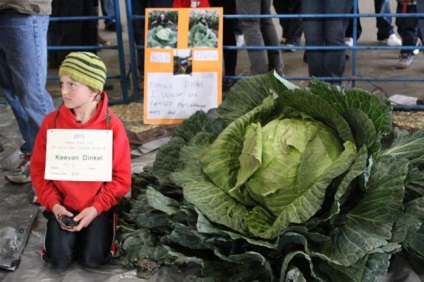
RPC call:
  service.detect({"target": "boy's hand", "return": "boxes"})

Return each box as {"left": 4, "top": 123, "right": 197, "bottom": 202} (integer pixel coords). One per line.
{"left": 70, "top": 206, "right": 98, "bottom": 231}
{"left": 52, "top": 203, "right": 76, "bottom": 229}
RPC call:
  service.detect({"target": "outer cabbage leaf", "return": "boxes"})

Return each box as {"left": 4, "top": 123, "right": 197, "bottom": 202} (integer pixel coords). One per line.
{"left": 319, "top": 155, "right": 407, "bottom": 266}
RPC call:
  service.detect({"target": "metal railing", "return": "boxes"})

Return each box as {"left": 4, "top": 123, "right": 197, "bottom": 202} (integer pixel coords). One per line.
{"left": 2, "top": 0, "right": 424, "bottom": 111}
{"left": 124, "top": 0, "right": 424, "bottom": 111}
{"left": 46, "top": 0, "right": 129, "bottom": 104}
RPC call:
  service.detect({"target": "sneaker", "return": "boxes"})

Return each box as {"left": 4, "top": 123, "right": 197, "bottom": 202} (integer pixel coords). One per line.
{"left": 285, "top": 44, "right": 296, "bottom": 52}
{"left": 397, "top": 53, "right": 414, "bottom": 69}
{"left": 345, "top": 37, "right": 354, "bottom": 47}
{"left": 383, "top": 34, "right": 402, "bottom": 46}
{"left": 235, "top": 34, "right": 245, "bottom": 47}
{"left": 4, "top": 154, "right": 31, "bottom": 184}
{"left": 413, "top": 38, "right": 422, "bottom": 55}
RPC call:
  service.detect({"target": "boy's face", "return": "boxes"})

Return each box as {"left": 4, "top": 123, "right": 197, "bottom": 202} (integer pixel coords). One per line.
{"left": 60, "top": 75, "right": 99, "bottom": 110}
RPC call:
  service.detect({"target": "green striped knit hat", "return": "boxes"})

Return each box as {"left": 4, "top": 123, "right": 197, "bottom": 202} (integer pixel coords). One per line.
{"left": 59, "top": 52, "right": 107, "bottom": 92}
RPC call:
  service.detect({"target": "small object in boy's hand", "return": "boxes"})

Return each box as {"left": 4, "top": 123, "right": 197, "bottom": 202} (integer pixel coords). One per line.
{"left": 60, "top": 215, "right": 79, "bottom": 227}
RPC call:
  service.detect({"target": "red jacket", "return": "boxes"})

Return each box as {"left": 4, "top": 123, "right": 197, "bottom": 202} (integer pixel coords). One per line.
{"left": 31, "top": 92, "right": 131, "bottom": 215}
{"left": 173, "top": 0, "right": 210, "bottom": 8}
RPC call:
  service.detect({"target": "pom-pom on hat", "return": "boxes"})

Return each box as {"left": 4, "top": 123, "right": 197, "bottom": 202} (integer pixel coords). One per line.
{"left": 59, "top": 52, "right": 107, "bottom": 92}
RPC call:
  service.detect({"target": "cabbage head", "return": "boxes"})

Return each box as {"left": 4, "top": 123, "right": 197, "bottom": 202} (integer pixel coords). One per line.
{"left": 188, "top": 23, "right": 218, "bottom": 47}
{"left": 117, "top": 72, "right": 424, "bottom": 281}
{"left": 147, "top": 25, "right": 177, "bottom": 48}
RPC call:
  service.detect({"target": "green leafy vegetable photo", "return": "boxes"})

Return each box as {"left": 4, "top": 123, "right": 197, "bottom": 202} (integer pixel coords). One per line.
{"left": 115, "top": 72, "right": 424, "bottom": 281}
{"left": 147, "top": 25, "right": 177, "bottom": 48}
{"left": 188, "top": 23, "right": 218, "bottom": 48}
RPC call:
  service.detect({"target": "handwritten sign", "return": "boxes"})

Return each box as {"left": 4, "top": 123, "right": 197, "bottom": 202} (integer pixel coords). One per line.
{"left": 143, "top": 7, "right": 223, "bottom": 124}
{"left": 146, "top": 72, "right": 217, "bottom": 119}
{"left": 45, "top": 129, "right": 113, "bottom": 181}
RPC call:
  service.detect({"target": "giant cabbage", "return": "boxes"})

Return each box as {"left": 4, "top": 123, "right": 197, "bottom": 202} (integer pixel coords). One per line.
{"left": 116, "top": 72, "right": 424, "bottom": 281}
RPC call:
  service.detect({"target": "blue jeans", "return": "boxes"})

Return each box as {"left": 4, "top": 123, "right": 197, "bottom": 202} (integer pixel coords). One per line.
{"left": 0, "top": 13, "right": 54, "bottom": 154}
{"left": 236, "top": 0, "right": 284, "bottom": 75}
{"left": 375, "top": 0, "right": 395, "bottom": 40}
{"left": 301, "top": 0, "right": 353, "bottom": 84}
{"left": 101, "top": 0, "right": 115, "bottom": 17}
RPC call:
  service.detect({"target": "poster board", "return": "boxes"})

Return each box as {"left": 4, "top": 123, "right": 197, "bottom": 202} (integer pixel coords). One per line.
{"left": 143, "top": 8, "right": 223, "bottom": 124}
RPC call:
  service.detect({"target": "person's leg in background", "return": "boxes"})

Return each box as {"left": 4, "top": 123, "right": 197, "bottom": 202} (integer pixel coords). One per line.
{"left": 237, "top": 0, "right": 283, "bottom": 75}
{"left": 101, "top": 0, "right": 116, "bottom": 31}
{"left": 54, "top": 0, "right": 84, "bottom": 64}
{"left": 302, "top": 0, "right": 325, "bottom": 78}
{"left": 417, "top": 0, "right": 424, "bottom": 34}
{"left": 209, "top": 0, "right": 238, "bottom": 90}
{"left": 323, "top": 0, "right": 352, "bottom": 82}
{"left": 396, "top": 3, "right": 419, "bottom": 69}
{"left": 48, "top": 0, "right": 61, "bottom": 68}
{"left": 273, "top": 0, "right": 303, "bottom": 49}
{"left": 375, "top": 0, "right": 402, "bottom": 45}
{"left": 93, "top": 0, "right": 110, "bottom": 46}
{"left": 81, "top": 0, "right": 98, "bottom": 52}
{"left": 302, "top": 0, "right": 352, "bottom": 84}
{"left": 260, "top": 0, "right": 284, "bottom": 73}
{"left": 237, "top": 0, "right": 268, "bottom": 75}
{"left": 0, "top": 13, "right": 54, "bottom": 183}
{"left": 345, "top": 4, "right": 362, "bottom": 47}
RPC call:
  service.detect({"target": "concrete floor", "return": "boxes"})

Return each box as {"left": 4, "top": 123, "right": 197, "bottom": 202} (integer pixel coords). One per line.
{"left": 2, "top": 0, "right": 424, "bottom": 281}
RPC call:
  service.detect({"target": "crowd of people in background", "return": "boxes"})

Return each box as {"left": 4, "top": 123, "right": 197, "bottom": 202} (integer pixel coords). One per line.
{"left": 41, "top": 0, "right": 424, "bottom": 91}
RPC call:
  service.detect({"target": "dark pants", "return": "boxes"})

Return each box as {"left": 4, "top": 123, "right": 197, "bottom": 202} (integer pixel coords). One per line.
{"left": 42, "top": 210, "right": 115, "bottom": 269}
{"left": 375, "top": 0, "right": 395, "bottom": 40}
{"left": 345, "top": 6, "right": 362, "bottom": 40}
{"left": 48, "top": 0, "right": 98, "bottom": 67}
{"left": 396, "top": 4, "right": 419, "bottom": 55}
{"left": 301, "top": 0, "right": 353, "bottom": 84}
{"left": 273, "top": 0, "right": 303, "bottom": 46}
{"left": 209, "top": 0, "right": 238, "bottom": 76}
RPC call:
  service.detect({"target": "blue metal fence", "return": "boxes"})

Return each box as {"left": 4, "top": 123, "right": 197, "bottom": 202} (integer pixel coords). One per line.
{"left": 47, "top": 0, "right": 129, "bottom": 104}
{"left": 124, "top": 0, "right": 424, "bottom": 111}
{"left": 2, "top": 0, "right": 424, "bottom": 110}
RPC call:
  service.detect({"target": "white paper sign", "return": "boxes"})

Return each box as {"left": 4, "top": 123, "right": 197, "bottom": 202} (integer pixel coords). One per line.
{"left": 45, "top": 129, "right": 113, "bottom": 181}
{"left": 146, "top": 72, "right": 218, "bottom": 120}
{"left": 194, "top": 50, "right": 219, "bottom": 61}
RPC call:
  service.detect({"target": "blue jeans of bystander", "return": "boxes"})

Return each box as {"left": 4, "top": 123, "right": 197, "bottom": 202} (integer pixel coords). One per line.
{"left": 301, "top": 0, "right": 353, "bottom": 84}
{"left": 0, "top": 13, "right": 54, "bottom": 154}
{"left": 375, "top": 0, "right": 396, "bottom": 40}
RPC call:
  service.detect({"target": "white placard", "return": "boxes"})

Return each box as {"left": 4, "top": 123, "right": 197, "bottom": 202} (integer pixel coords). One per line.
{"left": 194, "top": 50, "right": 219, "bottom": 61}
{"left": 150, "top": 52, "right": 171, "bottom": 63}
{"left": 45, "top": 129, "right": 113, "bottom": 181}
{"left": 146, "top": 72, "right": 218, "bottom": 120}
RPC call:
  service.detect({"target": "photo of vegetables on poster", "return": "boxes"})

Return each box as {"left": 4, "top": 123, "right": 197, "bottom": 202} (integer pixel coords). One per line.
{"left": 143, "top": 8, "right": 223, "bottom": 124}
